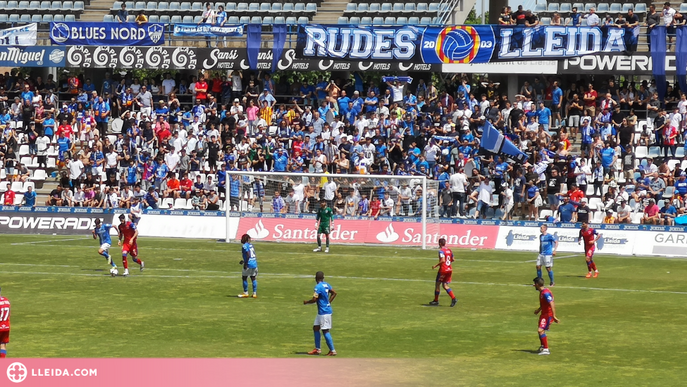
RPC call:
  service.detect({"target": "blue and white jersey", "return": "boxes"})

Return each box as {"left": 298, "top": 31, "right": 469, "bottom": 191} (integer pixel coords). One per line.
{"left": 539, "top": 233, "right": 557, "bottom": 255}
{"left": 242, "top": 242, "right": 257, "bottom": 269}
{"left": 95, "top": 223, "right": 113, "bottom": 245}
{"left": 314, "top": 282, "right": 333, "bottom": 315}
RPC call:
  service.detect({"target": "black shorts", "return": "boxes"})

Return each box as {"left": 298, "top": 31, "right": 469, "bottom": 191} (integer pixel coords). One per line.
{"left": 230, "top": 196, "right": 239, "bottom": 207}
{"left": 550, "top": 103, "right": 560, "bottom": 113}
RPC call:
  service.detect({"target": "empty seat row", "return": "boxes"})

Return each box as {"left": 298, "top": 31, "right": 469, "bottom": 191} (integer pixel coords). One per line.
{"left": 344, "top": 3, "right": 440, "bottom": 16}
{"left": 112, "top": 1, "right": 317, "bottom": 16}
{"left": 0, "top": 181, "right": 37, "bottom": 194}
{"left": 0, "top": 0, "right": 83, "bottom": 12}
{"left": 339, "top": 16, "right": 440, "bottom": 25}
{"left": 0, "top": 14, "right": 77, "bottom": 23}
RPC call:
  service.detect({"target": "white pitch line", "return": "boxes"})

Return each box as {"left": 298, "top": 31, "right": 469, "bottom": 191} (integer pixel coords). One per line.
{"left": 3, "top": 269, "right": 687, "bottom": 295}
{"left": 10, "top": 237, "right": 90, "bottom": 246}
{"left": 525, "top": 254, "right": 579, "bottom": 262}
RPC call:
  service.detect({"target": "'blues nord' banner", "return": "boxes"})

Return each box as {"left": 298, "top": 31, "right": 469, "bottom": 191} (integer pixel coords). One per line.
{"left": 50, "top": 22, "right": 165, "bottom": 46}
{"left": 0, "top": 46, "right": 65, "bottom": 67}
{"left": 172, "top": 24, "right": 243, "bottom": 37}
{"left": 0, "top": 23, "right": 37, "bottom": 46}
{"left": 297, "top": 24, "right": 635, "bottom": 64}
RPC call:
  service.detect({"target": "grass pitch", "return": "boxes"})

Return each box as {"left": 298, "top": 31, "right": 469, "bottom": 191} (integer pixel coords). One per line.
{"left": 1, "top": 234, "right": 687, "bottom": 385}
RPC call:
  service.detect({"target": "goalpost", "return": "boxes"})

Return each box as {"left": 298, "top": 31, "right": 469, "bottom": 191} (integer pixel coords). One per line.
{"left": 224, "top": 171, "right": 440, "bottom": 250}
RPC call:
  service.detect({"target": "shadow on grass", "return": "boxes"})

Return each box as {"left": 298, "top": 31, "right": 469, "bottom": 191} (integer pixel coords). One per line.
{"left": 513, "top": 349, "right": 540, "bottom": 354}
{"left": 420, "top": 303, "right": 441, "bottom": 307}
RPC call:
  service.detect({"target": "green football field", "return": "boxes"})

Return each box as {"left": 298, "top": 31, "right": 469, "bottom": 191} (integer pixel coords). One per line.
{"left": 1, "top": 234, "right": 686, "bottom": 385}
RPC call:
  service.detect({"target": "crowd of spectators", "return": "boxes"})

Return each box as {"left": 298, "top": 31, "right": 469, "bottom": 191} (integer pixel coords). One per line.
{"left": 1, "top": 67, "right": 687, "bottom": 225}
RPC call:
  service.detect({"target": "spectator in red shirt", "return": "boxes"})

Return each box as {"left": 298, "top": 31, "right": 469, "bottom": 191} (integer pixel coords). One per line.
{"left": 57, "top": 119, "right": 74, "bottom": 139}
{"left": 179, "top": 172, "right": 193, "bottom": 199}
{"left": 195, "top": 75, "right": 209, "bottom": 103}
{"left": 642, "top": 199, "right": 661, "bottom": 224}
{"left": 2, "top": 183, "right": 15, "bottom": 205}
{"left": 568, "top": 184, "right": 585, "bottom": 205}
{"left": 164, "top": 172, "right": 181, "bottom": 199}
{"left": 368, "top": 196, "right": 381, "bottom": 219}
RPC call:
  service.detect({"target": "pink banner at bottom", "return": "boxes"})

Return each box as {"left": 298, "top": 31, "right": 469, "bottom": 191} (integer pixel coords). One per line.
{"left": 4, "top": 358, "right": 397, "bottom": 387}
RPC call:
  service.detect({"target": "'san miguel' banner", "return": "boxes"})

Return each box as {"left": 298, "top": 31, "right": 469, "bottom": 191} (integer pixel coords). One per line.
{"left": 0, "top": 46, "right": 65, "bottom": 67}
{"left": 297, "top": 24, "right": 636, "bottom": 64}
{"left": 64, "top": 46, "right": 437, "bottom": 72}
{"left": 50, "top": 22, "right": 165, "bottom": 46}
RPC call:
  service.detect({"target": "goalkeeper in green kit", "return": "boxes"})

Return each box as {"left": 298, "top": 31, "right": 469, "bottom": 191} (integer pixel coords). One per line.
{"left": 314, "top": 200, "right": 334, "bottom": 253}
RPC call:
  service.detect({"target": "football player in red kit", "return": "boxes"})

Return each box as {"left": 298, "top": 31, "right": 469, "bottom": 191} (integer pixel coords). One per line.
{"left": 533, "top": 277, "right": 559, "bottom": 356}
{"left": 0, "top": 287, "right": 10, "bottom": 358}
{"left": 117, "top": 214, "right": 144, "bottom": 276}
{"left": 429, "top": 238, "right": 457, "bottom": 307}
{"left": 578, "top": 222, "right": 601, "bottom": 278}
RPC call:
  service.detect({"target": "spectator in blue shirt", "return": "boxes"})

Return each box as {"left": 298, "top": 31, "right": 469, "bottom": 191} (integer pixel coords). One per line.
{"left": 674, "top": 172, "right": 687, "bottom": 196}
{"left": 364, "top": 91, "right": 378, "bottom": 114}
{"left": 660, "top": 201, "right": 677, "bottom": 225}
{"left": 551, "top": 80, "right": 563, "bottom": 126}
{"left": 22, "top": 186, "right": 37, "bottom": 207}
{"left": 557, "top": 197, "right": 576, "bottom": 222}
{"left": 537, "top": 102, "right": 552, "bottom": 133}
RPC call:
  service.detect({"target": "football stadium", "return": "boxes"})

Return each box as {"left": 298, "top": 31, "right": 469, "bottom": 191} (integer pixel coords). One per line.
{"left": 1, "top": 0, "right": 687, "bottom": 385}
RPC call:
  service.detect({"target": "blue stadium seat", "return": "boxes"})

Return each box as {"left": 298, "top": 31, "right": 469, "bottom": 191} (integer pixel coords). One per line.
{"left": 31, "top": 14, "right": 41, "bottom": 22}
{"left": 396, "top": 16, "right": 407, "bottom": 24}
{"left": 146, "top": 2, "right": 156, "bottom": 11}
{"left": 42, "top": 14, "right": 52, "bottom": 22}
{"left": 239, "top": 15, "right": 250, "bottom": 24}
{"left": 305, "top": 3, "right": 316, "bottom": 15}
{"left": 609, "top": 3, "right": 620, "bottom": 12}
{"left": 383, "top": 16, "right": 395, "bottom": 25}
{"left": 270, "top": 3, "right": 281, "bottom": 13}
{"left": 0, "top": 1, "right": 7, "bottom": 9}
{"left": 182, "top": 15, "right": 193, "bottom": 23}
{"left": 110, "top": 1, "right": 121, "bottom": 10}
{"left": 282, "top": 3, "right": 293, "bottom": 13}
{"left": 134, "top": 1, "right": 145, "bottom": 10}
{"left": 103, "top": 14, "right": 114, "bottom": 21}
{"left": 338, "top": 16, "right": 347, "bottom": 24}
{"left": 572, "top": 2, "right": 583, "bottom": 11}
{"left": 8, "top": 14, "right": 19, "bottom": 23}
{"left": 403, "top": 3, "right": 414, "bottom": 14}
{"left": 180, "top": 2, "right": 191, "bottom": 11}
{"left": 224, "top": 2, "right": 235, "bottom": 11}
{"left": 6, "top": 1, "right": 17, "bottom": 10}
{"left": 28, "top": 1, "right": 39, "bottom": 9}
{"left": 193, "top": 15, "right": 202, "bottom": 22}
{"left": 360, "top": 16, "right": 372, "bottom": 25}
{"left": 0, "top": 14, "right": 7, "bottom": 23}
{"left": 159, "top": 15, "right": 170, "bottom": 23}
{"left": 248, "top": 3, "right": 259, "bottom": 13}
{"left": 634, "top": 3, "right": 647, "bottom": 15}
{"left": 170, "top": 15, "right": 182, "bottom": 23}
{"left": 596, "top": 3, "right": 608, "bottom": 12}
{"left": 344, "top": 3, "right": 356, "bottom": 14}
{"left": 296, "top": 16, "right": 308, "bottom": 24}
{"left": 540, "top": 17, "right": 551, "bottom": 25}
{"left": 368, "top": 3, "right": 379, "bottom": 14}
{"left": 158, "top": 2, "right": 168, "bottom": 12}
{"left": 53, "top": 14, "right": 63, "bottom": 21}
{"left": 236, "top": 2, "right": 247, "bottom": 12}
{"left": 416, "top": 3, "right": 427, "bottom": 14}
{"left": 621, "top": 3, "right": 632, "bottom": 13}
{"left": 274, "top": 16, "right": 285, "bottom": 24}
{"left": 392, "top": 3, "right": 403, "bottom": 13}
{"left": 148, "top": 15, "right": 159, "bottom": 23}
{"left": 559, "top": 3, "right": 571, "bottom": 14}
{"left": 20, "top": 14, "right": 30, "bottom": 23}
{"left": 39, "top": 0, "right": 51, "bottom": 8}
{"left": 355, "top": 3, "right": 366, "bottom": 14}
{"left": 250, "top": 16, "right": 262, "bottom": 24}
{"left": 428, "top": 3, "right": 438, "bottom": 13}
{"left": 74, "top": 0, "right": 83, "bottom": 11}
{"left": 61, "top": 1, "right": 73, "bottom": 11}
{"left": 584, "top": 3, "right": 595, "bottom": 12}
{"left": 262, "top": 16, "right": 273, "bottom": 24}
{"left": 17, "top": 1, "right": 29, "bottom": 11}
{"left": 381, "top": 3, "right": 391, "bottom": 13}
{"left": 547, "top": 3, "right": 559, "bottom": 13}
{"left": 227, "top": 15, "right": 239, "bottom": 23}
{"left": 408, "top": 16, "right": 419, "bottom": 25}
{"left": 191, "top": 2, "right": 202, "bottom": 11}
{"left": 259, "top": 3, "right": 270, "bottom": 13}
{"left": 372, "top": 16, "right": 383, "bottom": 25}
{"left": 294, "top": 3, "right": 304, "bottom": 13}
{"left": 348, "top": 16, "right": 360, "bottom": 24}
{"left": 285, "top": 16, "right": 297, "bottom": 24}
{"left": 168, "top": 2, "right": 180, "bottom": 13}
{"left": 534, "top": 3, "right": 547, "bottom": 13}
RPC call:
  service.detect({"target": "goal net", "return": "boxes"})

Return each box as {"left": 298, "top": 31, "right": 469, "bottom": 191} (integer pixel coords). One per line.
{"left": 224, "top": 171, "right": 440, "bottom": 249}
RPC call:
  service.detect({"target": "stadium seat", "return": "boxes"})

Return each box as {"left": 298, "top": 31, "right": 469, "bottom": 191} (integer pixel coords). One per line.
{"left": 146, "top": 1, "right": 156, "bottom": 11}
{"left": 392, "top": 4, "right": 403, "bottom": 13}
{"left": 372, "top": 16, "right": 383, "bottom": 25}
{"left": 348, "top": 16, "right": 360, "bottom": 24}
{"left": 148, "top": 15, "right": 159, "bottom": 23}
{"left": 396, "top": 16, "right": 407, "bottom": 24}
{"left": 225, "top": 2, "right": 235, "bottom": 11}
{"left": 583, "top": 3, "right": 595, "bottom": 12}
{"left": 305, "top": 3, "right": 316, "bottom": 15}
{"left": 182, "top": 15, "right": 193, "bottom": 23}
{"left": 677, "top": 147, "right": 686, "bottom": 158}
{"left": 596, "top": 3, "right": 608, "bottom": 12}
{"left": 168, "top": 2, "right": 180, "bottom": 13}
{"left": 282, "top": 3, "right": 293, "bottom": 13}
{"left": 337, "top": 16, "right": 348, "bottom": 24}
{"left": 259, "top": 3, "right": 270, "bottom": 14}
{"left": 162, "top": 198, "right": 174, "bottom": 208}
{"left": 18, "top": 145, "right": 29, "bottom": 157}
{"left": 239, "top": 16, "right": 250, "bottom": 24}
{"left": 28, "top": 1, "right": 39, "bottom": 9}
{"left": 17, "top": 1, "right": 28, "bottom": 10}
{"left": 419, "top": 16, "right": 432, "bottom": 25}
{"left": 546, "top": 3, "right": 558, "bottom": 13}
{"left": 31, "top": 14, "right": 41, "bottom": 22}
{"left": 368, "top": 3, "right": 379, "bottom": 14}
{"left": 678, "top": 3, "right": 687, "bottom": 13}
{"left": 540, "top": 17, "right": 551, "bottom": 25}
{"left": 634, "top": 3, "right": 646, "bottom": 15}
{"left": 621, "top": 3, "right": 632, "bottom": 13}
{"left": 157, "top": 2, "right": 168, "bottom": 12}
{"left": 635, "top": 146, "right": 648, "bottom": 159}
{"left": 53, "top": 14, "right": 63, "bottom": 22}
{"left": 559, "top": 3, "right": 571, "bottom": 14}
{"left": 609, "top": 3, "right": 620, "bottom": 12}
{"left": 61, "top": 0, "right": 72, "bottom": 11}
{"left": 572, "top": 2, "right": 583, "bottom": 11}
{"left": 236, "top": 2, "right": 247, "bottom": 12}
{"left": 381, "top": 3, "right": 391, "bottom": 14}
{"left": 428, "top": 3, "right": 438, "bottom": 13}
{"left": 170, "top": 15, "right": 182, "bottom": 23}
{"left": 40, "top": 0, "right": 49, "bottom": 8}
{"left": 262, "top": 16, "right": 273, "bottom": 24}
{"left": 270, "top": 3, "right": 281, "bottom": 14}
{"left": 408, "top": 16, "right": 419, "bottom": 25}
{"left": 19, "top": 14, "right": 30, "bottom": 23}
{"left": 159, "top": 15, "right": 170, "bottom": 23}
{"left": 403, "top": 3, "right": 414, "bottom": 14}
{"left": 103, "top": 14, "right": 114, "bottom": 22}
{"left": 193, "top": 15, "right": 202, "bottom": 23}
{"left": 6, "top": 0, "right": 16, "bottom": 10}
{"left": 274, "top": 16, "right": 285, "bottom": 24}
{"left": 296, "top": 16, "right": 308, "bottom": 24}
{"left": 180, "top": 2, "right": 191, "bottom": 11}
{"left": 134, "top": 1, "right": 145, "bottom": 10}
{"left": 416, "top": 3, "right": 428, "bottom": 14}
{"left": 293, "top": 3, "right": 304, "bottom": 13}
{"left": 42, "top": 14, "right": 53, "bottom": 22}
{"left": 248, "top": 3, "right": 258, "bottom": 13}
{"left": 191, "top": 2, "right": 202, "bottom": 11}
{"left": 227, "top": 15, "right": 239, "bottom": 23}
{"left": 174, "top": 198, "right": 189, "bottom": 209}
{"left": 344, "top": 3, "right": 355, "bottom": 14}
{"left": 648, "top": 146, "right": 661, "bottom": 158}
{"left": 250, "top": 16, "right": 262, "bottom": 24}
{"left": 360, "top": 16, "right": 372, "bottom": 25}
{"left": 21, "top": 181, "right": 34, "bottom": 193}
{"left": 110, "top": 0, "right": 120, "bottom": 10}
{"left": 285, "top": 16, "right": 297, "bottom": 24}
{"left": 10, "top": 181, "right": 22, "bottom": 193}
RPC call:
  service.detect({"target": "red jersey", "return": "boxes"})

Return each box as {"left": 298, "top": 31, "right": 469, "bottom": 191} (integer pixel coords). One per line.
{"left": 579, "top": 228, "right": 598, "bottom": 250}
{"left": 118, "top": 221, "right": 137, "bottom": 243}
{"left": 180, "top": 178, "right": 193, "bottom": 191}
{"left": 438, "top": 247, "right": 454, "bottom": 273}
{"left": 539, "top": 288, "right": 553, "bottom": 317}
{"left": 195, "top": 81, "right": 208, "bottom": 100}
{"left": 3, "top": 190, "right": 15, "bottom": 205}
{"left": 0, "top": 296, "right": 10, "bottom": 331}
{"left": 57, "top": 124, "right": 74, "bottom": 138}
{"left": 370, "top": 200, "right": 381, "bottom": 216}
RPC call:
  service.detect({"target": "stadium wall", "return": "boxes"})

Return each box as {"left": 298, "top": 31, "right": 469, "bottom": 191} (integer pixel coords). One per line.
{"left": 2, "top": 207, "right": 687, "bottom": 257}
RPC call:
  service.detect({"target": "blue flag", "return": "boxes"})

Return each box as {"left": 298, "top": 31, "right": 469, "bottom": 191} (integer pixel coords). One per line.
{"left": 246, "top": 24, "right": 261, "bottom": 71}
{"left": 480, "top": 121, "right": 528, "bottom": 164}
{"left": 272, "top": 24, "right": 287, "bottom": 72}
{"left": 676, "top": 26, "right": 687, "bottom": 93}
{"left": 651, "top": 26, "right": 667, "bottom": 101}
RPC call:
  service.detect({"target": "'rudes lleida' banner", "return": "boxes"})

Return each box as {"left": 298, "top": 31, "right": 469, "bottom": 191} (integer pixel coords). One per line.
{"left": 297, "top": 24, "right": 637, "bottom": 64}
{"left": 50, "top": 22, "right": 165, "bottom": 46}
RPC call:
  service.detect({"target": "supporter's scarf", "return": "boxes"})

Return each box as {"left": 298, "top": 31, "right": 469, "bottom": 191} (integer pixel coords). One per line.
{"left": 480, "top": 121, "right": 528, "bottom": 164}
{"left": 650, "top": 26, "right": 667, "bottom": 102}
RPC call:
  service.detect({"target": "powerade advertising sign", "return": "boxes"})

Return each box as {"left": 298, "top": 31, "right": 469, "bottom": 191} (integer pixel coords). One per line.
{"left": 297, "top": 25, "right": 634, "bottom": 64}
{"left": 50, "top": 22, "right": 165, "bottom": 46}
